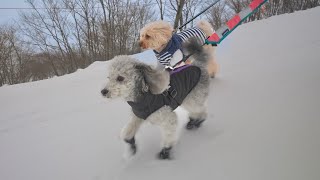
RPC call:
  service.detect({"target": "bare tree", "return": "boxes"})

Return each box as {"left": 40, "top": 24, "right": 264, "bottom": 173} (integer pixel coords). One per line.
{"left": 0, "top": 26, "right": 35, "bottom": 85}
{"left": 206, "top": 1, "right": 232, "bottom": 30}
{"left": 156, "top": 0, "right": 165, "bottom": 20}
{"left": 262, "top": 0, "right": 320, "bottom": 17}
{"left": 173, "top": 0, "right": 185, "bottom": 29}
{"left": 16, "top": 0, "right": 155, "bottom": 85}
{"left": 165, "top": 0, "right": 204, "bottom": 30}
{"left": 0, "top": 27, "right": 16, "bottom": 85}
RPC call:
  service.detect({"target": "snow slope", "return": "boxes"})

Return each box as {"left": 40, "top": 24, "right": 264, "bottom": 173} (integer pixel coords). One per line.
{"left": 1, "top": 7, "right": 320, "bottom": 180}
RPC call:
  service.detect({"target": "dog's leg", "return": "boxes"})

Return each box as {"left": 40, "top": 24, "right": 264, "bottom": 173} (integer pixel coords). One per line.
{"left": 121, "top": 115, "right": 143, "bottom": 155}
{"left": 186, "top": 106, "right": 208, "bottom": 130}
{"left": 159, "top": 111, "right": 177, "bottom": 159}
{"left": 149, "top": 107, "right": 178, "bottom": 159}
{"left": 207, "top": 57, "right": 218, "bottom": 78}
{"left": 124, "top": 137, "right": 137, "bottom": 155}
{"left": 204, "top": 45, "right": 218, "bottom": 78}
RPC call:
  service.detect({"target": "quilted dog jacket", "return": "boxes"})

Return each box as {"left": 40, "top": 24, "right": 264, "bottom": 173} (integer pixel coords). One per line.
{"left": 127, "top": 65, "right": 201, "bottom": 120}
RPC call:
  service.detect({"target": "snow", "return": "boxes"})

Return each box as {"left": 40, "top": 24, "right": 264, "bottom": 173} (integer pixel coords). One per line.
{"left": 1, "top": 7, "right": 320, "bottom": 180}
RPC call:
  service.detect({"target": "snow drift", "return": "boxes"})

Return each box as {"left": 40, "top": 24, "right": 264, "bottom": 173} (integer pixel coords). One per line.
{"left": 1, "top": 7, "right": 320, "bottom": 180}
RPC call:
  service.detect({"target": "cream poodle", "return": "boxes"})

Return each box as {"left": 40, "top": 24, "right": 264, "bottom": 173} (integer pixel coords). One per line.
{"left": 139, "top": 20, "right": 218, "bottom": 77}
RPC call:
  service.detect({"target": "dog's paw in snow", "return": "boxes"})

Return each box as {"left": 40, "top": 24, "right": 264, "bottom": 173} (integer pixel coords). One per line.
{"left": 186, "top": 118, "right": 205, "bottom": 130}
{"left": 123, "top": 137, "right": 137, "bottom": 159}
{"left": 158, "top": 147, "right": 172, "bottom": 160}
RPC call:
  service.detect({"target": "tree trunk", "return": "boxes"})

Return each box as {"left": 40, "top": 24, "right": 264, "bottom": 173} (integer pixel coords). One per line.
{"left": 174, "top": 0, "right": 185, "bottom": 29}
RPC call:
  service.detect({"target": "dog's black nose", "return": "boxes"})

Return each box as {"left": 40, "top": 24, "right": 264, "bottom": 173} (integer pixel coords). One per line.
{"left": 101, "top": 89, "right": 108, "bottom": 96}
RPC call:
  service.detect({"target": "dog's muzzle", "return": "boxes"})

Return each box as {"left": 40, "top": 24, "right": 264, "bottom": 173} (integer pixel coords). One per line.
{"left": 139, "top": 41, "right": 146, "bottom": 49}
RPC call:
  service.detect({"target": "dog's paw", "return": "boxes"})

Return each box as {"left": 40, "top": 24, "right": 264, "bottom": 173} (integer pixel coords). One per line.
{"left": 158, "top": 147, "right": 172, "bottom": 160}
{"left": 124, "top": 137, "right": 137, "bottom": 155}
{"left": 129, "top": 143, "right": 137, "bottom": 155}
{"left": 123, "top": 145, "right": 137, "bottom": 160}
{"left": 123, "top": 142, "right": 137, "bottom": 160}
{"left": 186, "top": 119, "right": 205, "bottom": 130}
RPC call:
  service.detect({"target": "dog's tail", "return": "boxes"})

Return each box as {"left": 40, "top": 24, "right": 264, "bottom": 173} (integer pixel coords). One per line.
{"left": 182, "top": 38, "right": 209, "bottom": 67}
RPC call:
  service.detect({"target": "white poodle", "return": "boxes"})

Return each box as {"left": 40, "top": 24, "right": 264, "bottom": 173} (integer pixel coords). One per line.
{"left": 101, "top": 39, "right": 211, "bottom": 159}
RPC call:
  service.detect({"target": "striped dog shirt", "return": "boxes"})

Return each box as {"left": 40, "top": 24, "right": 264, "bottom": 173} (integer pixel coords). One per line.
{"left": 153, "top": 27, "right": 207, "bottom": 67}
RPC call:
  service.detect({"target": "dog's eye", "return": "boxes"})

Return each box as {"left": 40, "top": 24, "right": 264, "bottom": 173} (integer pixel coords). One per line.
{"left": 145, "top": 34, "right": 150, "bottom": 39}
{"left": 116, "top": 76, "right": 124, "bottom": 82}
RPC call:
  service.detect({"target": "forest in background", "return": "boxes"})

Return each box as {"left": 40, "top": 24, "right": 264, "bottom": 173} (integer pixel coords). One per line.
{"left": 1, "top": 0, "right": 319, "bottom": 86}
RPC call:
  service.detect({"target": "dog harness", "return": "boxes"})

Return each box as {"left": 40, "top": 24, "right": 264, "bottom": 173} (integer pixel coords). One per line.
{"left": 127, "top": 65, "right": 201, "bottom": 120}
{"left": 154, "top": 27, "right": 207, "bottom": 66}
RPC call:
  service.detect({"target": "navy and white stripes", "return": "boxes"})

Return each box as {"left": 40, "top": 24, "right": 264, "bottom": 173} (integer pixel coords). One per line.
{"left": 156, "top": 51, "right": 172, "bottom": 65}
{"left": 154, "top": 27, "right": 207, "bottom": 66}
{"left": 177, "top": 27, "right": 207, "bottom": 43}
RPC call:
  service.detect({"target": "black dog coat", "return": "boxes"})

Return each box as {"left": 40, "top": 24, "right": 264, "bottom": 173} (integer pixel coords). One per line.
{"left": 127, "top": 65, "right": 201, "bottom": 120}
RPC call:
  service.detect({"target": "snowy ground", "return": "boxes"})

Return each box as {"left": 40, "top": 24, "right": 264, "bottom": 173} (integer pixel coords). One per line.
{"left": 1, "top": 7, "right": 320, "bottom": 180}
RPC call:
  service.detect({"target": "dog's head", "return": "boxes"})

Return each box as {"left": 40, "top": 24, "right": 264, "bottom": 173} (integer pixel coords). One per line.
{"left": 139, "top": 21, "right": 173, "bottom": 52}
{"left": 101, "top": 56, "right": 170, "bottom": 100}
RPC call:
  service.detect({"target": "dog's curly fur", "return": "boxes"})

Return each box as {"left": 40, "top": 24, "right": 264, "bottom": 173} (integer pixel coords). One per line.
{"left": 101, "top": 39, "right": 210, "bottom": 159}
{"left": 139, "top": 20, "right": 219, "bottom": 78}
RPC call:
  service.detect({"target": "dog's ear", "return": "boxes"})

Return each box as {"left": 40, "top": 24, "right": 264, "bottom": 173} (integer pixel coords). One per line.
{"left": 135, "top": 64, "right": 170, "bottom": 94}
{"left": 145, "top": 33, "right": 151, "bottom": 39}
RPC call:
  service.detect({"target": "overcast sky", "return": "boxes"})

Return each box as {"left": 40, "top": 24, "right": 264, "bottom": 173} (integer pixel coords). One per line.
{"left": 0, "top": 0, "right": 28, "bottom": 24}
